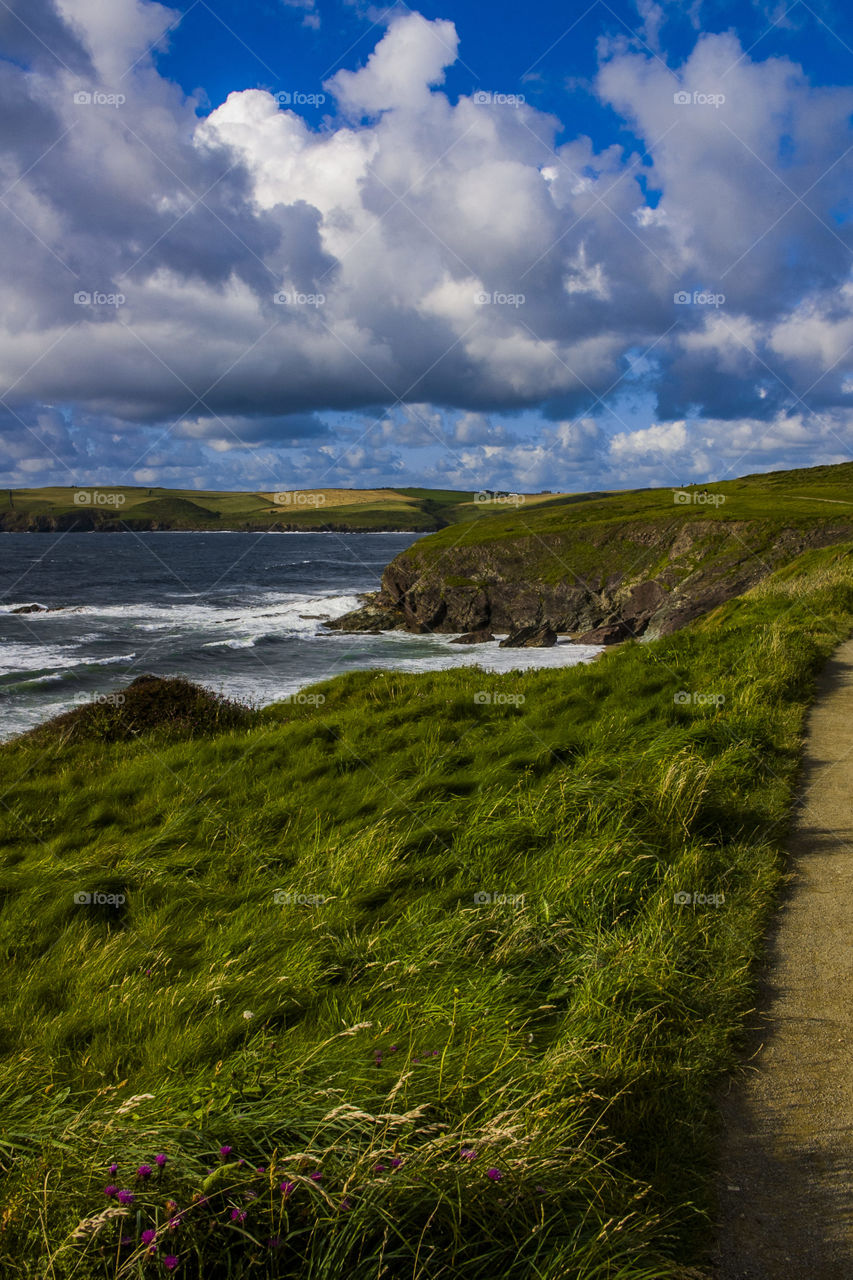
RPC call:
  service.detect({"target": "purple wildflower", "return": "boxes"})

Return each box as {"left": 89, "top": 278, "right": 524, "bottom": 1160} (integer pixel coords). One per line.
{"left": 168, "top": 1215, "right": 183, "bottom": 1231}
{"left": 219, "top": 1145, "right": 232, "bottom": 1159}
{"left": 256, "top": 1166, "right": 265, "bottom": 1175}
{"left": 141, "top": 1229, "right": 157, "bottom": 1246}
{"left": 340, "top": 1197, "right": 352, "bottom": 1211}
{"left": 389, "top": 1045, "right": 398, "bottom": 1052}
{"left": 165, "top": 1200, "right": 178, "bottom": 1215}
{"left": 460, "top": 1149, "right": 477, "bottom": 1160}
{"left": 108, "top": 1162, "right": 118, "bottom": 1175}
{"left": 310, "top": 1171, "right": 322, "bottom": 1182}
{"left": 267, "top": 1236, "right": 282, "bottom": 1249}
{"left": 117, "top": 1189, "right": 134, "bottom": 1205}
{"left": 374, "top": 1164, "right": 386, "bottom": 1174}
{"left": 390, "top": 1157, "right": 403, "bottom": 1169}
{"left": 155, "top": 1153, "right": 167, "bottom": 1168}
{"left": 486, "top": 1168, "right": 503, "bottom": 1181}
{"left": 137, "top": 1164, "right": 152, "bottom": 1179}
{"left": 280, "top": 1181, "right": 296, "bottom": 1199}
{"left": 120, "top": 1235, "right": 133, "bottom": 1247}
{"left": 163, "top": 1258, "right": 178, "bottom": 1273}
{"left": 230, "top": 1208, "right": 247, "bottom": 1223}
{"left": 104, "top": 1185, "right": 118, "bottom": 1198}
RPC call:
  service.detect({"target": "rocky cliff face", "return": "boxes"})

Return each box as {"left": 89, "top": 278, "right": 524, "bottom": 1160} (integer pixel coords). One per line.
{"left": 336, "top": 516, "right": 853, "bottom": 642}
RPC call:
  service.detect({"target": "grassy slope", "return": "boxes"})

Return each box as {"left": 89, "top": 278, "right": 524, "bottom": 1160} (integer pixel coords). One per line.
{"left": 1, "top": 544, "right": 853, "bottom": 1276}
{"left": 0, "top": 487, "right": 558, "bottom": 532}
{"left": 396, "top": 462, "right": 853, "bottom": 581}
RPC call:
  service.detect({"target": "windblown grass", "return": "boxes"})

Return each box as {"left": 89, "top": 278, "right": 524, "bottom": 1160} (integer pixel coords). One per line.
{"left": 2, "top": 542, "right": 853, "bottom": 1277}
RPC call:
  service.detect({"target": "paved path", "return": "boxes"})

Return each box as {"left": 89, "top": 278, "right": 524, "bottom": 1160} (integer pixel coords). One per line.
{"left": 712, "top": 637, "right": 853, "bottom": 1277}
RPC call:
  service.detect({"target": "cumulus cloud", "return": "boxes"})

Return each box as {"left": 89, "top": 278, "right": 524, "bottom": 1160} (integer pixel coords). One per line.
{"left": 1, "top": 1, "right": 852, "bottom": 489}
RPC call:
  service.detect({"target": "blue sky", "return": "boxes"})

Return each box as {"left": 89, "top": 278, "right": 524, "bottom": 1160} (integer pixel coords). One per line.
{"left": 1, "top": 0, "right": 853, "bottom": 493}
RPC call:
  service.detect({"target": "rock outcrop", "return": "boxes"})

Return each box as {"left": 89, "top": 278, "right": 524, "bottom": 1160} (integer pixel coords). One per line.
{"left": 499, "top": 625, "right": 557, "bottom": 648}
{"left": 329, "top": 511, "right": 853, "bottom": 643}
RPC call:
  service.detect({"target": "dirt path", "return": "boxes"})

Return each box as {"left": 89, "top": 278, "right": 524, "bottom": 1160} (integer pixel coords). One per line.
{"left": 712, "top": 637, "right": 853, "bottom": 1277}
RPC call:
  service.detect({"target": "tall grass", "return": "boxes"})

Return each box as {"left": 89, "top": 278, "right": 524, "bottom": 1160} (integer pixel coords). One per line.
{"left": 2, "top": 543, "right": 853, "bottom": 1277}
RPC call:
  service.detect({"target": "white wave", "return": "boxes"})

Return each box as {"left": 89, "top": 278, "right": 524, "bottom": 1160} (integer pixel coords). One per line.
{"left": 0, "top": 642, "right": 82, "bottom": 677}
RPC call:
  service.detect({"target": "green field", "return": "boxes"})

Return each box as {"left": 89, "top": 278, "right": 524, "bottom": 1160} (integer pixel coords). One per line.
{"left": 2, "top": 535, "right": 853, "bottom": 1276}
{"left": 0, "top": 485, "right": 561, "bottom": 533}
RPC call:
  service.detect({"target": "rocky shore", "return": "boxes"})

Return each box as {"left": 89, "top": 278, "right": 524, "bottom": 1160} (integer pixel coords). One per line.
{"left": 327, "top": 515, "right": 853, "bottom": 645}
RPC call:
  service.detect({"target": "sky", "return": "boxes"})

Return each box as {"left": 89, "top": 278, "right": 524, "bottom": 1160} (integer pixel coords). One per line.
{"left": 1, "top": 0, "right": 853, "bottom": 495}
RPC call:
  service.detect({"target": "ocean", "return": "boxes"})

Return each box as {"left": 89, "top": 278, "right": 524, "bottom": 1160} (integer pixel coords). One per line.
{"left": 0, "top": 532, "right": 602, "bottom": 739}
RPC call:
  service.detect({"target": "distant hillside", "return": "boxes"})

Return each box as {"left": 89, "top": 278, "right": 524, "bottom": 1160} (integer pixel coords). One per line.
{"left": 0, "top": 485, "right": 562, "bottom": 533}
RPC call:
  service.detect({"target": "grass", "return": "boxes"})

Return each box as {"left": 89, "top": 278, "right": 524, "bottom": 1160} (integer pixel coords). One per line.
{"left": 0, "top": 486, "right": 544, "bottom": 533}
{"left": 1, "top": 542, "right": 853, "bottom": 1276}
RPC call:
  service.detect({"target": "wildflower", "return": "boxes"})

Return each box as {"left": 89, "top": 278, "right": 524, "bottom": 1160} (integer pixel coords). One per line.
{"left": 432, "top": 1050, "right": 440, "bottom": 1056}
{"left": 219, "top": 1146, "right": 232, "bottom": 1159}
{"left": 280, "top": 1181, "right": 296, "bottom": 1199}
{"left": 373, "top": 1050, "right": 383, "bottom": 1065}
{"left": 242, "top": 1010, "right": 254, "bottom": 1019}
{"left": 165, "top": 1200, "right": 178, "bottom": 1215}
{"left": 155, "top": 1153, "right": 167, "bottom": 1168}
{"left": 108, "top": 1163, "right": 118, "bottom": 1174}
{"left": 137, "top": 1164, "right": 153, "bottom": 1179}
{"left": 117, "top": 1189, "right": 134, "bottom": 1205}
{"left": 120, "top": 1235, "right": 133, "bottom": 1247}
{"left": 256, "top": 1166, "right": 265, "bottom": 1175}
{"left": 389, "top": 1045, "right": 398, "bottom": 1052}
{"left": 163, "top": 1258, "right": 178, "bottom": 1273}
{"left": 374, "top": 1164, "right": 386, "bottom": 1174}
{"left": 104, "top": 1185, "right": 118, "bottom": 1198}
{"left": 460, "top": 1149, "right": 477, "bottom": 1160}
{"left": 230, "top": 1208, "right": 247, "bottom": 1223}
{"left": 486, "top": 1168, "right": 502, "bottom": 1181}
{"left": 412, "top": 1056, "right": 420, "bottom": 1064}
{"left": 141, "top": 1229, "right": 157, "bottom": 1246}
{"left": 390, "top": 1157, "right": 403, "bottom": 1169}
{"left": 309, "top": 1171, "right": 322, "bottom": 1182}
{"left": 339, "top": 1197, "right": 351, "bottom": 1211}
{"left": 168, "top": 1215, "right": 183, "bottom": 1231}
{"left": 267, "top": 1236, "right": 282, "bottom": 1249}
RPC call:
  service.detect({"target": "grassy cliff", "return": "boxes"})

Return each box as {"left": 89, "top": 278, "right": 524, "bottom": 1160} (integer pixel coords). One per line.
{"left": 372, "top": 463, "right": 853, "bottom": 638}
{"left": 2, "top": 540, "right": 853, "bottom": 1276}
